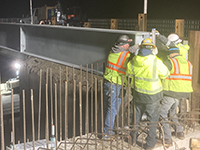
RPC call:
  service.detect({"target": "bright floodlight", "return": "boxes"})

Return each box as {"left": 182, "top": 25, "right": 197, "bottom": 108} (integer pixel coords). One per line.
{"left": 14, "top": 63, "right": 21, "bottom": 70}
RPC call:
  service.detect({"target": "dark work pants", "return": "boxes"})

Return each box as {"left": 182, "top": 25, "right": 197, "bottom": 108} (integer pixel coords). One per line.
{"left": 131, "top": 100, "right": 161, "bottom": 149}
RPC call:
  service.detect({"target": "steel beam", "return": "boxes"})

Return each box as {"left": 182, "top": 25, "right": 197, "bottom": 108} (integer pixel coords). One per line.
{"left": 0, "top": 23, "right": 166, "bottom": 71}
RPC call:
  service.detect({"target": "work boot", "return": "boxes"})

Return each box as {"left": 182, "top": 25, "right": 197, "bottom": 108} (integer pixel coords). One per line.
{"left": 124, "top": 131, "right": 136, "bottom": 145}
{"left": 176, "top": 132, "right": 185, "bottom": 140}
{"left": 164, "top": 139, "right": 173, "bottom": 147}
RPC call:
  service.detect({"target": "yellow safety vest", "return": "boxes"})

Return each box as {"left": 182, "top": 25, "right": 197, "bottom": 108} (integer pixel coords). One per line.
{"left": 177, "top": 43, "right": 190, "bottom": 60}
{"left": 104, "top": 51, "right": 130, "bottom": 85}
{"left": 162, "top": 56, "right": 193, "bottom": 93}
{"left": 126, "top": 55, "right": 169, "bottom": 95}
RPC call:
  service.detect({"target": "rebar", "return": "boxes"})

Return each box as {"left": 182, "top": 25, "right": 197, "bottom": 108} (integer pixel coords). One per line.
{"left": 59, "top": 67, "right": 62, "bottom": 141}
{"left": 31, "top": 89, "right": 35, "bottom": 150}
{"left": 79, "top": 82, "right": 82, "bottom": 140}
{"left": 95, "top": 77, "right": 97, "bottom": 150}
{"left": 110, "top": 77, "right": 113, "bottom": 150}
{"left": 38, "top": 69, "right": 42, "bottom": 140}
{"left": 65, "top": 81, "right": 68, "bottom": 150}
{"left": 55, "top": 83, "right": 58, "bottom": 148}
{"left": 73, "top": 80, "right": 76, "bottom": 142}
{"left": 0, "top": 94, "right": 5, "bottom": 150}
{"left": 11, "top": 89, "right": 15, "bottom": 150}
{"left": 100, "top": 80, "right": 104, "bottom": 150}
{"left": 46, "top": 84, "right": 49, "bottom": 149}
{"left": 85, "top": 81, "right": 89, "bottom": 136}
{"left": 91, "top": 64, "right": 94, "bottom": 133}
{"left": 23, "top": 90, "right": 26, "bottom": 150}
{"left": 50, "top": 68, "right": 53, "bottom": 126}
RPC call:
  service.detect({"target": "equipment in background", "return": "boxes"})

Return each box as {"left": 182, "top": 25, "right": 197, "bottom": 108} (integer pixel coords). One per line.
{"left": 20, "top": 2, "right": 67, "bottom": 25}
{"left": 66, "top": 6, "right": 87, "bottom": 27}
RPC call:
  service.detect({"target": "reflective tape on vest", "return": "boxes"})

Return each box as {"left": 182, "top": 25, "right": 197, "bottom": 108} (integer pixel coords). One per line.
{"left": 135, "top": 86, "right": 163, "bottom": 94}
{"left": 106, "top": 51, "right": 129, "bottom": 74}
{"left": 167, "top": 58, "right": 192, "bottom": 81}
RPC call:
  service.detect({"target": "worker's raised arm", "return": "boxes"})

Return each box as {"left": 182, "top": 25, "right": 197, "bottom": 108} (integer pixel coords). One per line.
{"left": 154, "top": 30, "right": 176, "bottom": 48}
{"left": 157, "top": 58, "right": 170, "bottom": 79}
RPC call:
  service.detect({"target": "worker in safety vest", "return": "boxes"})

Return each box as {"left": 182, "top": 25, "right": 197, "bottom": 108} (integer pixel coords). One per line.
{"left": 126, "top": 38, "right": 169, "bottom": 149}
{"left": 168, "top": 33, "right": 190, "bottom": 60}
{"left": 156, "top": 30, "right": 193, "bottom": 146}
{"left": 103, "top": 35, "right": 133, "bottom": 137}
{"left": 159, "top": 46, "right": 193, "bottom": 147}
{"left": 156, "top": 32, "right": 190, "bottom": 60}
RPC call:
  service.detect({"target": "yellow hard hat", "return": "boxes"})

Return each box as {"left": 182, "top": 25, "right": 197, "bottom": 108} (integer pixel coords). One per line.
{"left": 139, "top": 38, "right": 156, "bottom": 49}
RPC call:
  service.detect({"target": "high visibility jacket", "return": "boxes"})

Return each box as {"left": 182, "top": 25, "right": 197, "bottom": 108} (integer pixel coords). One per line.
{"left": 162, "top": 56, "right": 193, "bottom": 93}
{"left": 177, "top": 43, "right": 190, "bottom": 60}
{"left": 126, "top": 55, "right": 169, "bottom": 95}
{"left": 104, "top": 51, "right": 130, "bottom": 85}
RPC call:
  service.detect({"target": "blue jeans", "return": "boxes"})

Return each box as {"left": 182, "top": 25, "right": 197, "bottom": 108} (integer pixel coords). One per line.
{"left": 160, "top": 96, "right": 183, "bottom": 139}
{"left": 103, "top": 82, "right": 122, "bottom": 134}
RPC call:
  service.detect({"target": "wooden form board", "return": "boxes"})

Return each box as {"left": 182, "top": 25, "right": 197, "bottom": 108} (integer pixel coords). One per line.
{"left": 188, "top": 30, "right": 200, "bottom": 113}
{"left": 175, "top": 19, "right": 184, "bottom": 39}
{"left": 138, "top": 13, "right": 147, "bottom": 31}
{"left": 110, "top": 19, "right": 118, "bottom": 29}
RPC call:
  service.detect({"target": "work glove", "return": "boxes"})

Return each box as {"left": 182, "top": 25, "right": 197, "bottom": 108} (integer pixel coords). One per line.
{"left": 150, "top": 29, "right": 160, "bottom": 36}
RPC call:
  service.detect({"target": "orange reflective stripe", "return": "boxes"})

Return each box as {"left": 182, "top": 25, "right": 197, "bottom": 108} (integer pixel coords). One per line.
{"left": 169, "top": 57, "right": 192, "bottom": 81}
{"left": 107, "top": 61, "right": 127, "bottom": 70}
{"left": 116, "top": 51, "right": 124, "bottom": 65}
{"left": 171, "top": 58, "right": 177, "bottom": 74}
{"left": 166, "top": 78, "right": 191, "bottom": 81}
{"left": 106, "top": 65, "right": 126, "bottom": 75}
{"left": 106, "top": 51, "right": 129, "bottom": 74}
{"left": 120, "top": 51, "right": 129, "bottom": 67}
{"left": 188, "top": 61, "right": 192, "bottom": 75}
{"left": 174, "top": 58, "right": 180, "bottom": 74}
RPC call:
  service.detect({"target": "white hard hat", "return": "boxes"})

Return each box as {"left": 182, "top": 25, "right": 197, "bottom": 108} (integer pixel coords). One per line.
{"left": 167, "top": 33, "right": 182, "bottom": 44}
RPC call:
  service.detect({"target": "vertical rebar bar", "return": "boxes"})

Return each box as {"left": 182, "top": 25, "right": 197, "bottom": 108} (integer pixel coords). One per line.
{"left": 65, "top": 81, "right": 68, "bottom": 150}
{"left": 11, "top": 89, "right": 15, "bottom": 150}
{"left": 86, "top": 81, "right": 89, "bottom": 150}
{"left": 110, "top": 77, "right": 112, "bottom": 150}
{"left": 127, "top": 77, "right": 130, "bottom": 126}
{"left": 121, "top": 76, "right": 124, "bottom": 150}
{"left": 133, "top": 75, "right": 136, "bottom": 146}
{"left": 91, "top": 64, "right": 93, "bottom": 132}
{"left": 55, "top": 84, "right": 58, "bottom": 148}
{"left": 66, "top": 66, "right": 68, "bottom": 81}
{"left": 0, "top": 94, "right": 5, "bottom": 150}
{"left": 46, "top": 84, "right": 49, "bottom": 149}
{"left": 121, "top": 76, "right": 124, "bottom": 128}
{"left": 100, "top": 80, "right": 104, "bottom": 150}
{"left": 86, "top": 64, "right": 88, "bottom": 81}
{"left": 79, "top": 82, "right": 82, "bottom": 141}
{"left": 80, "top": 65, "right": 82, "bottom": 82}
{"left": 31, "top": 89, "right": 35, "bottom": 150}
{"left": 95, "top": 78, "right": 97, "bottom": 149}
{"left": 38, "top": 69, "right": 42, "bottom": 140}
{"left": 96, "top": 63, "right": 98, "bottom": 76}
{"left": 73, "top": 80, "right": 76, "bottom": 142}
{"left": 23, "top": 90, "right": 26, "bottom": 150}
{"left": 50, "top": 68, "right": 53, "bottom": 126}
{"left": 101, "top": 80, "right": 104, "bottom": 134}
{"left": 72, "top": 66, "right": 75, "bottom": 81}
{"left": 116, "top": 77, "right": 119, "bottom": 149}
{"left": 59, "top": 67, "right": 62, "bottom": 141}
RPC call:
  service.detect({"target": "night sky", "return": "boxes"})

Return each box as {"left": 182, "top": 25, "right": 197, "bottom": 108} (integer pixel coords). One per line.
{"left": 0, "top": 0, "right": 200, "bottom": 19}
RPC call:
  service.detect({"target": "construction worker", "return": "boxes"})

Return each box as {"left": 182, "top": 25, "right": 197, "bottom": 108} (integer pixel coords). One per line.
{"left": 156, "top": 31, "right": 193, "bottom": 146}
{"left": 159, "top": 46, "right": 193, "bottom": 146}
{"left": 168, "top": 33, "right": 190, "bottom": 60}
{"left": 126, "top": 38, "right": 169, "bottom": 149}
{"left": 103, "top": 35, "right": 133, "bottom": 137}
